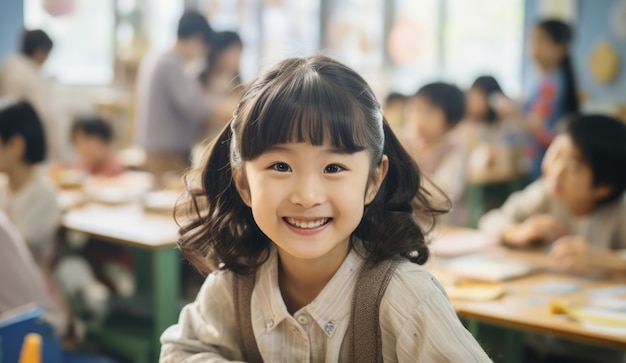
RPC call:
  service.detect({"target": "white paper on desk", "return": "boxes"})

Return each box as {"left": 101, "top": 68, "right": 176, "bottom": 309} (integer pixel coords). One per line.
{"left": 430, "top": 230, "right": 497, "bottom": 257}
{"left": 442, "top": 254, "right": 539, "bottom": 282}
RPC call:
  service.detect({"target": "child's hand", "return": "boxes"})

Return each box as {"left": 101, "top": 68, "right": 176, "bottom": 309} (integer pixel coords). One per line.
{"left": 550, "top": 236, "right": 604, "bottom": 275}
{"left": 501, "top": 214, "right": 565, "bottom": 247}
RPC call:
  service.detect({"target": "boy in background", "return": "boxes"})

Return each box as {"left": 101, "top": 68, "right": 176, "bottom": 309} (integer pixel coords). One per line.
{"left": 479, "top": 114, "right": 626, "bottom": 363}
{"left": 479, "top": 114, "right": 626, "bottom": 276}
{"left": 0, "top": 100, "right": 60, "bottom": 268}
{"left": 71, "top": 116, "right": 124, "bottom": 177}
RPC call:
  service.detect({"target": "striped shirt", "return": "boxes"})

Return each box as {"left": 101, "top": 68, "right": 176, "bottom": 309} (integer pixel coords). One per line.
{"left": 160, "top": 247, "right": 491, "bottom": 362}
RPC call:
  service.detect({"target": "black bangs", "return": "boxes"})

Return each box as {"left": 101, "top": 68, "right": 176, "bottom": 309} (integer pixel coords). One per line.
{"left": 237, "top": 66, "right": 371, "bottom": 161}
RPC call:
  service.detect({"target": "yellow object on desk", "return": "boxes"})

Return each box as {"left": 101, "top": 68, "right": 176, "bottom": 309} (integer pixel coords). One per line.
{"left": 445, "top": 280, "right": 506, "bottom": 301}
{"left": 550, "top": 301, "right": 626, "bottom": 327}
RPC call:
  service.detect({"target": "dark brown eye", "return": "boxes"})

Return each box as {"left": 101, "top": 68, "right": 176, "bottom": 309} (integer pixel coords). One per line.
{"left": 324, "top": 164, "right": 344, "bottom": 173}
{"left": 271, "top": 162, "right": 291, "bottom": 172}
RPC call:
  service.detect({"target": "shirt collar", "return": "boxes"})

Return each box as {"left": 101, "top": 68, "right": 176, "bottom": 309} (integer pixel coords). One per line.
{"left": 255, "top": 246, "right": 364, "bottom": 337}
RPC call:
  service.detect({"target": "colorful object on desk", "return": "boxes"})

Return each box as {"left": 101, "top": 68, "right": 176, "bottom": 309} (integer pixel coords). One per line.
{"left": 442, "top": 254, "right": 539, "bottom": 282}
{"left": 445, "top": 280, "right": 506, "bottom": 301}
{"left": 549, "top": 301, "right": 626, "bottom": 328}
{"left": 430, "top": 229, "right": 497, "bottom": 257}
{"left": 588, "top": 286, "right": 626, "bottom": 298}
{"left": 18, "top": 333, "right": 42, "bottom": 363}
{"left": 533, "top": 281, "right": 582, "bottom": 295}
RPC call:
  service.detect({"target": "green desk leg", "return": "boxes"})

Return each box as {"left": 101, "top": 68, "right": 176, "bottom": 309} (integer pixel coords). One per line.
{"left": 467, "top": 184, "right": 486, "bottom": 228}
{"left": 152, "top": 248, "right": 181, "bottom": 361}
{"left": 503, "top": 329, "right": 523, "bottom": 363}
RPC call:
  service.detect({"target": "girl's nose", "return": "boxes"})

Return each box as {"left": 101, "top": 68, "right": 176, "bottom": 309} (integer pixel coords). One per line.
{"left": 289, "top": 174, "right": 326, "bottom": 208}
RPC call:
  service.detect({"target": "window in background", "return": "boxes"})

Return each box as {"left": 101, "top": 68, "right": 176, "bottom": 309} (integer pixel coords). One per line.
{"left": 200, "top": 0, "right": 320, "bottom": 82}
{"left": 24, "top": 0, "right": 115, "bottom": 85}
{"left": 444, "top": 0, "right": 524, "bottom": 96}
{"left": 387, "top": 0, "right": 440, "bottom": 95}
{"left": 259, "top": 0, "right": 320, "bottom": 70}
{"left": 323, "top": 0, "right": 385, "bottom": 90}
{"left": 387, "top": 0, "right": 523, "bottom": 97}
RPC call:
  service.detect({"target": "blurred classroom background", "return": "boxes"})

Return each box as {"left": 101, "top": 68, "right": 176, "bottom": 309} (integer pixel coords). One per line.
{"left": 1, "top": 0, "right": 626, "bottom": 362}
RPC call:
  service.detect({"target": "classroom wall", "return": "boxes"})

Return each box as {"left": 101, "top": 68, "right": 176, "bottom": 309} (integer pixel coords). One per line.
{"left": 0, "top": 1, "right": 24, "bottom": 62}
{"left": 524, "top": 0, "right": 626, "bottom": 104}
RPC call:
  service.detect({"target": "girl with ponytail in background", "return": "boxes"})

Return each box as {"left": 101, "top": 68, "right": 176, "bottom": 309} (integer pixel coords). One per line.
{"left": 524, "top": 19, "right": 580, "bottom": 180}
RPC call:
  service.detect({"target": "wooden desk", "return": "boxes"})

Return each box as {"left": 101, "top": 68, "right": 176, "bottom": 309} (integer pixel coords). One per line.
{"left": 62, "top": 203, "right": 180, "bottom": 363}
{"left": 431, "top": 247, "right": 626, "bottom": 362}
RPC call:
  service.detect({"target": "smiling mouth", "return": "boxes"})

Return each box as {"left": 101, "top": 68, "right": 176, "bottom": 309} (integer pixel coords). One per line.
{"left": 284, "top": 217, "right": 331, "bottom": 229}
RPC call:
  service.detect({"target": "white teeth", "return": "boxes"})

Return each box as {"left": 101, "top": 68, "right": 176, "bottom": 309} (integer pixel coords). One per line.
{"left": 286, "top": 217, "right": 329, "bottom": 229}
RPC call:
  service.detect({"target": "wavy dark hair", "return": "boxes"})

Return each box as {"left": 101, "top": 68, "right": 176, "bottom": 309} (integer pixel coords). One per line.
{"left": 536, "top": 19, "right": 579, "bottom": 116}
{"left": 176, "top": 55, "right": 449, "bottom": 276}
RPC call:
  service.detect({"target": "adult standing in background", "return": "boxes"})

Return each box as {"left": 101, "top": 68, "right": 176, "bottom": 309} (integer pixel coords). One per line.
{"left": 135, "top": 10, "right": 215, "bottom": 186}
{"left": 0, "top": 30, "right": 63, "bottom": 161}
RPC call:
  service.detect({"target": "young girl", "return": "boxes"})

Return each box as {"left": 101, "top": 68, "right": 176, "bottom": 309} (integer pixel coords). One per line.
{"left": 403, "top": 82, "right": 468, "bottom": 226}
{"left": 523, "top": 19, "right": 579, "bottom": 180}
{"left": 160, "top": 55, "right": 490, "bottom": 362}
{"left": 457, "top": 76, "right": 524, "bottom": 182}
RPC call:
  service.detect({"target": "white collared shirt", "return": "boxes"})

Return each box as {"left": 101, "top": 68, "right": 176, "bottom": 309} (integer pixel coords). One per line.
{"left": 160, "top": 247, "right": 491, "bottom": 362}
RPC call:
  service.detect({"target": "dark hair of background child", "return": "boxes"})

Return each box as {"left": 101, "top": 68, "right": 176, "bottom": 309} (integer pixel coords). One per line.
{"left": 385, "top": 92, "right": 407, "bottom": 106}
{"left": 21, "top": 29, "right": 53, "bottom": 57}
{"left": 536, "top": 19, "right": 579, "bottom": 116}
{"left": 71, "top": 117, "right": 114, "bottom": 143}
{"left": 177, "top": 10, "right": 214, "bottom": 44}
{"left": 176, "top": 55, "right": 449, "bottom": 276}
{"left": 200, "top": 31, "right": 243, "bottom": 85}
{"left": 562, "top": 114, "right": 626, "bottom": 205}
{"left": 415, "top": 82, "right": 465, "bottom": 126}
{"left": 0, "top": 101, "right": 46, "bottom": 164}
{"left": 470, "top": 75, "right": 504, "bottom": 124}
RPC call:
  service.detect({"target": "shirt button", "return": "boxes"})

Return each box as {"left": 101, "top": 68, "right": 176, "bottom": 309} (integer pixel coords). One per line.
{"left": 324, "top": 321, "right": 335, "bottom": 334}
{"left": 265, "top": 319, "right": 274, "bottom": 328}
{"left": 296, "top": 315, "right": 309, "bottom": 325}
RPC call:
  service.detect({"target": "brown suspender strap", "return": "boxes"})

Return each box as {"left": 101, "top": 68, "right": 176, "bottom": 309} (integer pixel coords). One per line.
{"left": 349, "top": 258, "right": 401, "bottom": 363}
{"left": 234, "top": 258, "right": 400, "bottom": 363}
{"left": 233, "top": 272, "right": 264, "bottom": 363}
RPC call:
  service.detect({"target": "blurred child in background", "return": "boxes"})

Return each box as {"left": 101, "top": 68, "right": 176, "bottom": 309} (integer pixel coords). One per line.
{"left": 0, "top": 100, "right": 60, "bottom": 268}
{"left": 0, "top": 209, "right": 67, "bottom": 337}
{"left": 495, "top": 19, "right": 579, "bottom": 181}
{"left": 479, "top": 113, "right": 626, "bottom": 363}
{"left": 71, "top": 116, "right": 124, "bottom": 177}
{"left": 383, "top": 92, "right": 407, "bottom": 133}
{"left": 479, "top": 114, "right": 626, "bottom": 276}
{"left": 201, "top": 31, "right": 243, "bottom": 93}
{"left": 456, "top": 76, "right": 524, "bottom": 182}
{"left": 0, "top": 29, "right": 65, "bottom": 161}
{"left": 403, "top": 82, "right": 468, "bottom": 225}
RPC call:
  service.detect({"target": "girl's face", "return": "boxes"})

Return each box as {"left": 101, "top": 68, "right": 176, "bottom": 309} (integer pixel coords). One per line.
{"left": 466, "top": 87, "right": 489, "bottom": 121}
{"left": 234, "top": 142, "right": 387, "bottom": 266}
{"left": 214, "top": 44, "right": 242, "bottom": 76}
{"left": 73, "top": 131, "right": 109, "bottom": 166}
{"left": 542, "top": 134, "right": 611, "bottom": 215}
{"left": 405, "top": 96, "right": 449, "bottom": 146}
{"left": 529, "top": 26, "right": 566, "bottom": 71}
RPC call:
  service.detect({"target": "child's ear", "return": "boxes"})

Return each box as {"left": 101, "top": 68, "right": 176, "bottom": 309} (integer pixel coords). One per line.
{"left": 7, "top": 135, "right": 25, "bottom": 160}
{"left": 365, "top": 155, "right": 389, "bottom": 204}
{"left": 232, "top": 167, "right": 252, "bottom": 207}
{"left": 593, "top": 183, "right": 615, "bottom": 202}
